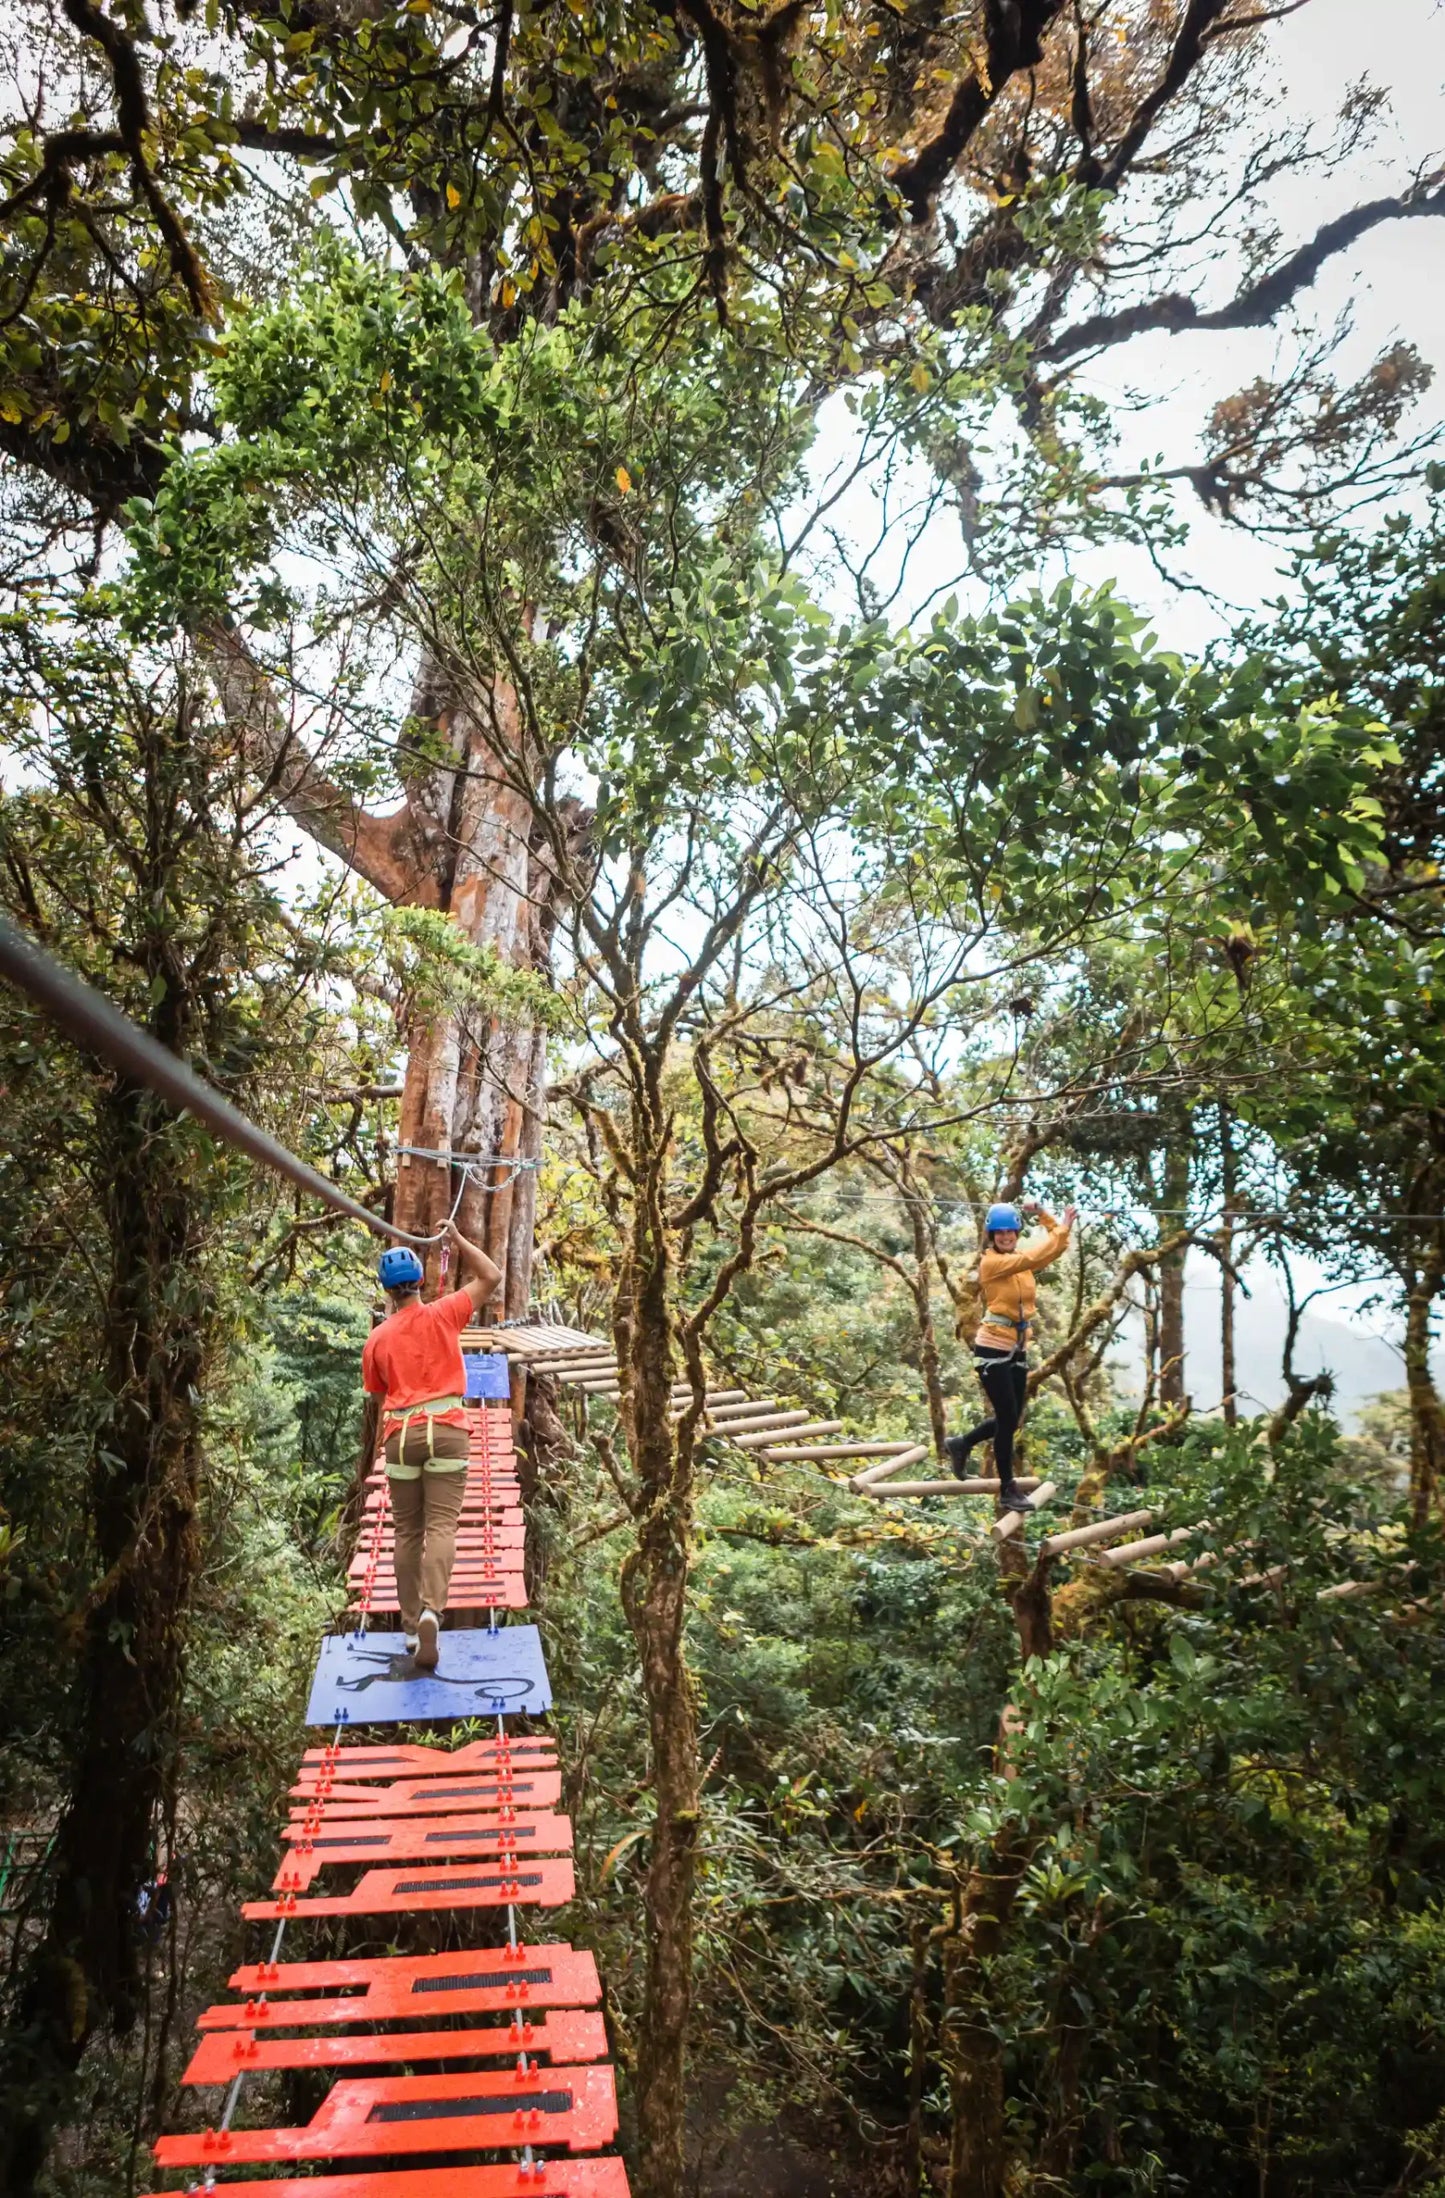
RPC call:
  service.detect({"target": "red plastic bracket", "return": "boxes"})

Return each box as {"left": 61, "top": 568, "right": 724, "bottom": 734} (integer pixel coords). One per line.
{"left": 272, "top": 1810, "right": 574, "bottom": 1890}
{"left": 141, "top": 2155, "right": 630, "bottom": 2197}
{"left": 241, "top": 1856, "right": 575, "bottom": 1920}
{"left": 182, "top": 2008, "right": 608, "bottom": 2082}
{"left": 152, "top": 2063, "right": 617, "bottom": 2164}
{"left": 221, "top": 1941, "right": 599, "bottom": 2015}
{"left": 349, "top": 1577, "right": 530, "bottom": 1613}
{"left": 297, "top": 1740, "right": 557, "bottom": 1779}
{"left": 288, "top": 1771, "right": 563, "bottom": 1820}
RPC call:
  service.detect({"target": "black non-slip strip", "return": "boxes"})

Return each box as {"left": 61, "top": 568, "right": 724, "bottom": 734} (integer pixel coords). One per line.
{"left": 411, "top": 1967, "right": 554, "bottom": 1993}
{"left": 427, "top": 1782, "right": 534, "bottom": 1800}
{"left": 392, "top": 1872, "right": 543, "bottom": 1894}
{"left": 311, "top": 1836, "right": 388, "bottom": 1849}
{"left": 424, "top": 1824, "right": 537, "bottom": 1842}
{"left": 367, "top": 2089, "right": 572, "bottom": 2123}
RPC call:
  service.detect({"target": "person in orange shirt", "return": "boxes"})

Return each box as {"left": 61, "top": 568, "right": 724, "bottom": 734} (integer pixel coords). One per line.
{"left": 362, "top": 1220, "right": 502, "bottom": 1667}
{"left": 944, "top": 1198, "right": 1076, "bottom": 1510}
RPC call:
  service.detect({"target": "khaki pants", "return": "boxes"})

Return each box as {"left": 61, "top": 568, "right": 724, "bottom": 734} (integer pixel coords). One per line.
{"left": 384, "top": 1419, "right": 469, "bottom": 1633}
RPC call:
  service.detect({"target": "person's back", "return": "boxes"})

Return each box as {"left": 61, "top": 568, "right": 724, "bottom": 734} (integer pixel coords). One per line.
{"left": 363, "top": 1290, "right": 473, "bottom": 1425}
{"left": 361, "top": 1224, "right": 502, "bottom": 1667}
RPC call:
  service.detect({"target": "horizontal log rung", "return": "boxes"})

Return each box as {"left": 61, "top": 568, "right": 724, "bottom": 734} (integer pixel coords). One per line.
{"left": 989, "top": 1481, "right": 1057, "bottom": 1540}
{"left": 732, "top": 1420, "right": 843, "bottom": 1448}
{"left": 1096, "top": 1522, "right": 1205, "bottom": 1570}
{"left": 855, "top": 1473, "right": 1042, "bottom": 1498}
{"left": 1040, "top": 1508, "right": 1156, "bottom": 1558}
{"left": 712, "top": 1411, "right": 814, "bottom": 1439}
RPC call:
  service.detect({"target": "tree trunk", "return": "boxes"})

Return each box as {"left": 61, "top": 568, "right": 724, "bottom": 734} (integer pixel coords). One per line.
{"left": 943, "top": 1832, "right": 1032, "bottom": 2198}
{"left": 1220, "top": 1103, "right": 1238, "bottom": 1426}
{"left": 0, "top": 1078, "right": 211, "bottom": 2195}
{"left": 389, "top": 668, "right": 551, "bottom": 1313}
{"left": 901, "top": 1195, "right": 948, "bottom": 1456}
{"left": 1154, "top": 1119, "right": 1192, "bottom": 1407}
{"left": 1403, "top": 1243, "right": 1445, "bottom": 1529}
{"left": 616, "top": 1149, "right": 700, "bottom": 2198}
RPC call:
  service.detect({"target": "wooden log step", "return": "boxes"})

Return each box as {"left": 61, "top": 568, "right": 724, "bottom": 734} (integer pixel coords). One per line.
{"left": 731, "top": 1419, "right": 843, "bottom": 1448}
{"left": 864, "top": 1473, "right": 1041, "bottom": 1498}
{"left": 763, "top": 1440, "right": 920, "bottom": 1462}
{"left": 669, "top": 1389, "right": 748, "bottom": 1413}
{"left": 843, "top": 1446, "right": 931, "bottom": 1489}
{"left": 850, "top": 1448, "right": 929, "bottom": 1487}
{"left": 1237, "top": 1564, "right": 1288, "bottom": 1589}
{"left": 1096, "top": 1523, "right": 1204, "bottom": 1570}
{"left": 1040, "top": 1508, "right": 1155, "bottom": 1558}
{"left": 704, "top": 1398, "right": 781, "bottom": 1421}
{"left": 1318, "top": 1576, "right": 1387, "bottom": 1602}
{"left": 990, "top": 1481, "right": 1058, "bottom": 1541}
{"left": 1159, "top": 1549, "right": 1222, "bottom": 1581}
{"left": 712, "top": 1410, "right": 814, "bottom": 1439}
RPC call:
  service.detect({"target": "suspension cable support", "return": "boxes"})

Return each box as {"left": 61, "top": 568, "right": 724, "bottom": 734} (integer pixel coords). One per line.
{"left": 0, "top": 917, "right": 459, "bottom": 1249}
{"left": 398, "top": 1142, "right": 539, "bottom": 1171}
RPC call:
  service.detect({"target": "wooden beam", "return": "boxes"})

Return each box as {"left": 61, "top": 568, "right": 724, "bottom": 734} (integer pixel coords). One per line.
{"left": 711, "top": 1410, "right": 814, "bottom": 1439}
{"left": 859, "top": 1473, "right": 1040, "bottom": 1497}
{"left": 850, "top": 1448, "right": 930, "bottom": 1488}
{"left": 1317, "top": 1576, "right": 1386, "bottom": 1602}
{"left": 989, "top": 1480, "right": 1057, "bottom": 1541}
{"left": 844, "top": 1445, "right": 931, "bottom": 1489}
{"left": 1096, "top": 1524, "right": 1203, "bottom": 1570}
{"left": 761, "top": 1440, "right": 920, "bottom": 1462}
{"left": 1238, "top": 1564, "right": 1288, "bottom": 1590}
{"left": 704, "top": 1398, "right": 781, "bottom": 1421}
{"left": 1039, "top": 1508, "right": 1155, "bottom": 1558}
{"left": 731, "top": 1420, "right": 843, "bottom": 1448}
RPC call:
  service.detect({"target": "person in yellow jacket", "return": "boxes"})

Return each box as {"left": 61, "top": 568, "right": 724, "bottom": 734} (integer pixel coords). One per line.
{"left": 944, "top": 1198, "right": 1076, "bottom": 1509}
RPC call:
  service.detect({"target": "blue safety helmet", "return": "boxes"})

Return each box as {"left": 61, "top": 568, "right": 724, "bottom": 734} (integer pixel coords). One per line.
{"left": 378, "top": 1245, "right": 424, "bottom": 1291}
{"left": 984, "top": 1203, "right": 1022, "bottom": 1236}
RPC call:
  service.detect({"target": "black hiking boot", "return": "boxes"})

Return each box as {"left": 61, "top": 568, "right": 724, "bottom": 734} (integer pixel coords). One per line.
{"left": 944, "top": 1434, "right": 974, "bottom": 1478}
{"left": 996, "top": 1482, "right": 1028, "bottom": 1513}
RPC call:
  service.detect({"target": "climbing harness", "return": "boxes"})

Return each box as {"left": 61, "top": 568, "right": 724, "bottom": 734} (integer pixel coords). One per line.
{"left": 384, "top": 1395, "right": 470, "bottom": 1472}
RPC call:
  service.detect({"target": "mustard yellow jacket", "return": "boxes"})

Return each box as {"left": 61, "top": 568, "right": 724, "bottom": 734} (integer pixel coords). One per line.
{"left": 975, "top": 1209, "right": 1072, "bottom": 1349}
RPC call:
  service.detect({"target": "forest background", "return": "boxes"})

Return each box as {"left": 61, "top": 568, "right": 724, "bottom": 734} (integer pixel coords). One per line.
{"left": 1, "top": 1, "right": 1444, "bottom": 2195}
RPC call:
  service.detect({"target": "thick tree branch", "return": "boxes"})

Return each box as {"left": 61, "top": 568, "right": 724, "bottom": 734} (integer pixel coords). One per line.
{"left": 199, "top": 621, "right": 421, "bottom": 903}
{"left": 1043, "top": 174, "right": 1445, "bottom": 364}
{"left": 58, "top": 0, "right": 215, "bottom": 316}
{"left": 1093, "top": 0, "right": 1235, "bottom": 192}
{"left": 889, "top": 0, "right": 1069, "bottom": 223}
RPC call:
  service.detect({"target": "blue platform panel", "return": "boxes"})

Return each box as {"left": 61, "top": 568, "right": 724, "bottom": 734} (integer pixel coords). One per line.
{"left": 464, "top": 1351, "right": 512, "bottom": 1400}
{"left": 307, "top": 1625, "right": 552, "bottom": 1726}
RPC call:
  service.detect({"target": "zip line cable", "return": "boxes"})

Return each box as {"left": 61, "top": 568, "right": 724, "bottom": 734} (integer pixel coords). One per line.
{"left": 0, "top": 915, "right": 495, "bottom": 1249}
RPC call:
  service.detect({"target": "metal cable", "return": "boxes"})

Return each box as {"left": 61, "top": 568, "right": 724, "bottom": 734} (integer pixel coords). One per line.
{"left": 0, "top": 916, "right": 462, "bottom": 1249}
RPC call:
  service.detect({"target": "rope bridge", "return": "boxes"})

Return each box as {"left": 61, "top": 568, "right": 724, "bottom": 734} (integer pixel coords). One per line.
{"left": 0, "top": 917, "right": 1415, "bottom": 2195}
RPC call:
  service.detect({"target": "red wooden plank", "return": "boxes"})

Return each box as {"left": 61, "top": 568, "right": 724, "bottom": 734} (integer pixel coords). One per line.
{"left": 289, "top": 1771, "right": 563, "bottom": 1819}
{"left": 350, "top": 1580, "right": 530, "bottom": 1613}
{"left": 346, "top": 1575, "right": 528, "bottom": 1597}
{"left": 141, "top": 2162, "right": 631, "bottom": 2198}
{"left": 241, "top": 1857, "right": 574, "bottom": 1920}
{"left": 272, "top": 1811, "right": 574, "bottom": 1890}
{"left": 220, "top": 1942, "right": 598, "bottom": 2015}
{"left": 183, "top": 2009, "right": 609, "bottom": 2081}
{"left": 152, "top": 2063, "right": 617, "bottom": 2164}
{"left": 298, "top": 1741, "right": 557, "bottom": 1779}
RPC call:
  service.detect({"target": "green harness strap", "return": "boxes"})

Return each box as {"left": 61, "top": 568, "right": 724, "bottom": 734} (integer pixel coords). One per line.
{"left": 384, "top": 1394, "right": 469, "bottom": 1478}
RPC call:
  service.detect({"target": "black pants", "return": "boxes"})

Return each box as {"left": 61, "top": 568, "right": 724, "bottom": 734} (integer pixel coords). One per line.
{"left": 960, "top": 1348, "right": 1028, "bottom": 1485}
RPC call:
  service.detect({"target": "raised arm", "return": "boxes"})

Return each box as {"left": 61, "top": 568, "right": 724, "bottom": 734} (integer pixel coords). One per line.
{"left": 445, "top": 1220, "right": 504, "bottom": 1314}
{"left": 982, "top": 1204, "right": 1077, "bottom": 1280}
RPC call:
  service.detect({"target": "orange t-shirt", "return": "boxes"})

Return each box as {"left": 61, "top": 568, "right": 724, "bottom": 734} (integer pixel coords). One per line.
{"left": 362, "top": 1290, "right": 473, "bottom": 1429}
